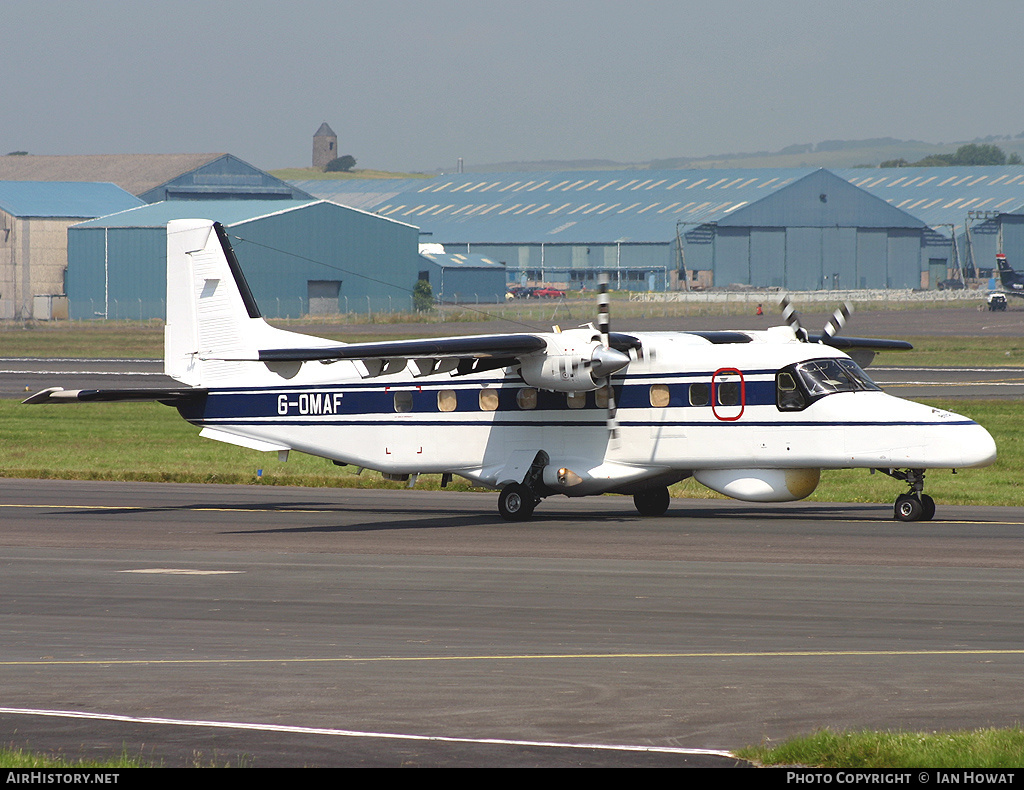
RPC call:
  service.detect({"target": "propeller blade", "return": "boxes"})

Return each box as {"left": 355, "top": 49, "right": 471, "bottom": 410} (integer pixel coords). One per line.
{"left": 597, "top": 273, "right": 621, "bottom": 445}
{"left": 597, "top": 274, "right": 611, "bottom": 344}
{"left": 779, "top": 293, "right": 808, "bottom": 341}
{"left": 606, "top": 384, "right": 620, "bottom": 443}
{"left": 821, "top": 302, "right": 853, "bottom": 342}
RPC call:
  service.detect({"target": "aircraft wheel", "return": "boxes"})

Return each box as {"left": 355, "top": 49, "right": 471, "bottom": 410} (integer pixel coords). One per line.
{"left": 919, "top": 494, "right": 936, "bottom": 521}
{"left": 894, "top": 493, "right": 924, "bottom": 522}
{"left": 498, "top": 483, "right": 536, "bottom": 522}
{"left": 633, "top": 486, "right": 670, "bottom": 517}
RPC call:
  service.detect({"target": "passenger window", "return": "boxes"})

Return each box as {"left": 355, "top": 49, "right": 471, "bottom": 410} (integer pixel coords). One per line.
{"left": 776, "top": 371, "right": 807, "bottom": 411}
{"left": 716, "top": 381, "right": 739, "bottom": 407}
{"left": 479, "top": 388, "right": 499, "bottom": 411}
{"left": 649, "top": 384, "right": 670, "bottom": 408}
{"left": 689, "top": 382, "right": 709, "bottom": 406}
{"left": 595, "top": 385, "right": 610, "bottom": 408}
{"left": 516, "top": 388, "right": 538, "bottom": 410}
{"left": 437, "top": 389, "right": 457, "bottom": 412}
{"left": 394, "top": 391, "right": 413, "bottom": 413}
{"left": 567, "top": 392, "right": 586, "bottom": 409}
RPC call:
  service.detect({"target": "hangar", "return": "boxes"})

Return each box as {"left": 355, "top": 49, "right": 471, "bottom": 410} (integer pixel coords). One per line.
{"left": 294, "top": 168, "right": 936, "bottom": 291}
{"left": 0, "top": 181, "right": 144, "bottom": 319}
{"left": 67, "top": 200, "right": 421, "bottom": 320}
{"left": 417, "top": 248, "right": 506, "bottom": 304}
{"left": 841, "top": 166, "right": 1024, "bottom": 285}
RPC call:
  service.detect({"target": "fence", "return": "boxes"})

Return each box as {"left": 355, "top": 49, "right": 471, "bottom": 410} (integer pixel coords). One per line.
{"left": 629, "top": 288, "right": 988, "bottom": 305}
{"left": 1, "top": 293, "right": 506, "bottom": 322}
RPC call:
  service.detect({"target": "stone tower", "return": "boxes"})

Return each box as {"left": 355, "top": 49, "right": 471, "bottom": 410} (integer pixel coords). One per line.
{"left": 313, "top": 122, "right": 337, "bottom": 168}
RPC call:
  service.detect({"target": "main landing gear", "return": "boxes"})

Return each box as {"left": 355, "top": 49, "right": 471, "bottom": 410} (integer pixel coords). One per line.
{"left": 498, "top": 483, "right": 540, "bottom": 521}
{"left": 880, "top": 468, "right": 935, "bottom": 522}
{"left": 497, "top": 451, "right": 547, "bottom": 522}
{"left": 633, "top": 485, "right": 671, "bottom": 516}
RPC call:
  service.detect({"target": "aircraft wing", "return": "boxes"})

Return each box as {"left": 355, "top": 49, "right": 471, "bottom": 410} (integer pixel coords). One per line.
{"left": 23, "top": 387, "right": 206, "bottom": 405}
{"left": 253, "top": 331, "right": 641, "bottom": 367}
{"left": 809, "top": 335, "right": 913, "bottom": 351}
{"left": 256, "top": 333, "right": 549, "bottom": 363}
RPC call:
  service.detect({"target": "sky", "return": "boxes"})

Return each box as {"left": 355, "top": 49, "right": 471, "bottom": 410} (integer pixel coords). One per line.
{"left": 3, "top": 0, "right": 1023, "bottom": 173}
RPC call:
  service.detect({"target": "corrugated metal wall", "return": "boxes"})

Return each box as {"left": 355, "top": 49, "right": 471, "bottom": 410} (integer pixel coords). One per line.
{"left": 67, "top": 202, "right": 421, "bottom": 319}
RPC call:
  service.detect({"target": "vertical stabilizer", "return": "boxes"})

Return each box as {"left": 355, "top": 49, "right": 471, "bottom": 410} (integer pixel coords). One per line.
{"left": 164, "top": 219, "right": 269, "bottom": 386}
{"left": 164, "top": 219, "right": 344, "bottom": 388}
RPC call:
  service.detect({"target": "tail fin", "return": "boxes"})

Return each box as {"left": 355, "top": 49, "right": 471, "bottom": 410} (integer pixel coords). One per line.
{"left": 164, "top": 219, "right": 334, "bottom": 387}
{"left": 164, "top": 219, "right": 261, "bottom": 385}
{"left": 995, "top": 253, "right": 1024, "bottom": 292}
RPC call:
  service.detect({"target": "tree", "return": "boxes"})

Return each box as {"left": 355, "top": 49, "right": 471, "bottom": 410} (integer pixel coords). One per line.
{"left": 413, "top": 279, "right": 434, "bottom": 312}
{"left": 324, "top": 154, "right": 357, "bottom": 172}
{"left": 949, "top": 143, "right": 1006, "bottom": 166}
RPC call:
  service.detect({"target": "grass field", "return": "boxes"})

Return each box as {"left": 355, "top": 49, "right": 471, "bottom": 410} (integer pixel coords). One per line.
{"left": 737, "top": 727, "right": 1024, "bottom": 769}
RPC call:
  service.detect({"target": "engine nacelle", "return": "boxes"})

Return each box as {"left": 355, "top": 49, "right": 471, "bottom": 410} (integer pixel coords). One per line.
{"left": 694, "top": 468, "right": 820, "bottom": 502}
{"left": 518, "top": 332, "right": 629, "bottom": 393}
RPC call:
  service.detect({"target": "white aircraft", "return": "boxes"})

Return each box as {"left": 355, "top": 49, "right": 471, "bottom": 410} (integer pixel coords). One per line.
{"left": 26, "top": 219, "right": 997, "bottom": 523}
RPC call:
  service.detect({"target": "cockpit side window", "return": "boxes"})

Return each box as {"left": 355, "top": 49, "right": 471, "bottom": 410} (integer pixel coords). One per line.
{"left": 776, "top": 370, "right": 807, "bottom": 411}
{"left": 776, "top": 358, "right": 880, "bottom": 411}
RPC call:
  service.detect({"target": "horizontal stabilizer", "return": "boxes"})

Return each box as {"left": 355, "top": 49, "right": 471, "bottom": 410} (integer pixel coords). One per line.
{"left": 23, "top": 387, "right": 206, "bottom": 405}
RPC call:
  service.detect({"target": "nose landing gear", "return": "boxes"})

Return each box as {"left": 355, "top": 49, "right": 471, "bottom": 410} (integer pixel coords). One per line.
{"left": 880, "top": 468, "right": 935, "bottom": 522}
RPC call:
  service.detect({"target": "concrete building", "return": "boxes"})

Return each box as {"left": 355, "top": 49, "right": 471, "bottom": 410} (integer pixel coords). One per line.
{"left": 313, "top": 123, "right": 338, "bottom": 169}
{"left": 0, "top": 181, "right": 144, "bottom": 319}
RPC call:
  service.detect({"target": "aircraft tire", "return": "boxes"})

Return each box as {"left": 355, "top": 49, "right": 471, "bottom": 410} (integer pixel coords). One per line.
{"left": 894, "top": 494, "right": 924, "bottom": 522}
{"left": 498, "top": 483, "right": 536, "bottom": 522}
{"left": 920, "top": 494, "right": 936, "bottom": 521}
{"left": 633, "top": 486, "right": 670, "bottom": 517}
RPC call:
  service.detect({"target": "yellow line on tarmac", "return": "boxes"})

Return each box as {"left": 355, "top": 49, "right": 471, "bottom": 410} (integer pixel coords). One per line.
{"left": 3, "top": 648, "right": 1024, "bottom": 668}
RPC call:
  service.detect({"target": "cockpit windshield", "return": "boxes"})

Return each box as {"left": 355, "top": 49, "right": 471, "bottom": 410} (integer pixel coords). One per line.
{"left": 776, "top": 358, "right": 880, "bottom": 411}
{"left": 795, "top": 358, "right": 881, "bottom": 396}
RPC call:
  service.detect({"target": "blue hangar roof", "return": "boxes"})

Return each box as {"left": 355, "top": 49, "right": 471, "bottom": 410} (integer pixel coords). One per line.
{"left": 420, "top": 251, "right": 505, "bottom": 270}
{"left": 71, "top": 198, "right": 419, "bottom": 232}
{"left": 838, "top": 166, "right": 1024, "bottom": 236}
{"left": 298, "top": 169, "right": 825, "bottom": 244}
{"left": 72, "top": 199, "right": 322, "bottom": 228}
{"left": 0, "top": 181, "right": 144, "bottom": 218}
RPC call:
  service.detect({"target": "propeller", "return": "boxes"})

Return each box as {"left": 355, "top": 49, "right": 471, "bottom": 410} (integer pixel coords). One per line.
{"left": 779, "top": 293, "right": 809, "bottom": 341}
{"left": 597, "top": 274, "right": 622, "bottom": 445}
{"left": 821, "top": 302, "right": 852, "bottom": 342}
{"left": 778, "top": 293, "right": 852, "bottom": 344}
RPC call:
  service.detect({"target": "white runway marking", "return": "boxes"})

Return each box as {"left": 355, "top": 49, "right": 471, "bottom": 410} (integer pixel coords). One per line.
{"left": 0, "top": 706, "right": 734, "bottom": 758}
{"left": 119, "top": 568, "right": 244, "bottom": 575}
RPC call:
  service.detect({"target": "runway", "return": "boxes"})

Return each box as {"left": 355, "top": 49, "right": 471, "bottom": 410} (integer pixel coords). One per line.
{"left": 2, "top": 479, "right": 1024, "bottom": 767}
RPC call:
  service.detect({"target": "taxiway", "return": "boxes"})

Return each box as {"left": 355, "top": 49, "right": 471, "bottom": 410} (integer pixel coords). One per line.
{"left": 1, "top": 479, "right": 1023, "bottom": 767}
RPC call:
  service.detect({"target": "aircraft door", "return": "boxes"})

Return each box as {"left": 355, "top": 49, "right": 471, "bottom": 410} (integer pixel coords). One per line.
{"left": 711, "top": 368, "right": 745, "bottom": 421}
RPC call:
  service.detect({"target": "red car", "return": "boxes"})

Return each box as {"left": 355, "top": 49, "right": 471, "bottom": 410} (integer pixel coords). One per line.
{"left": 534, "top": 287, "right": 565, "bottom": 299}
